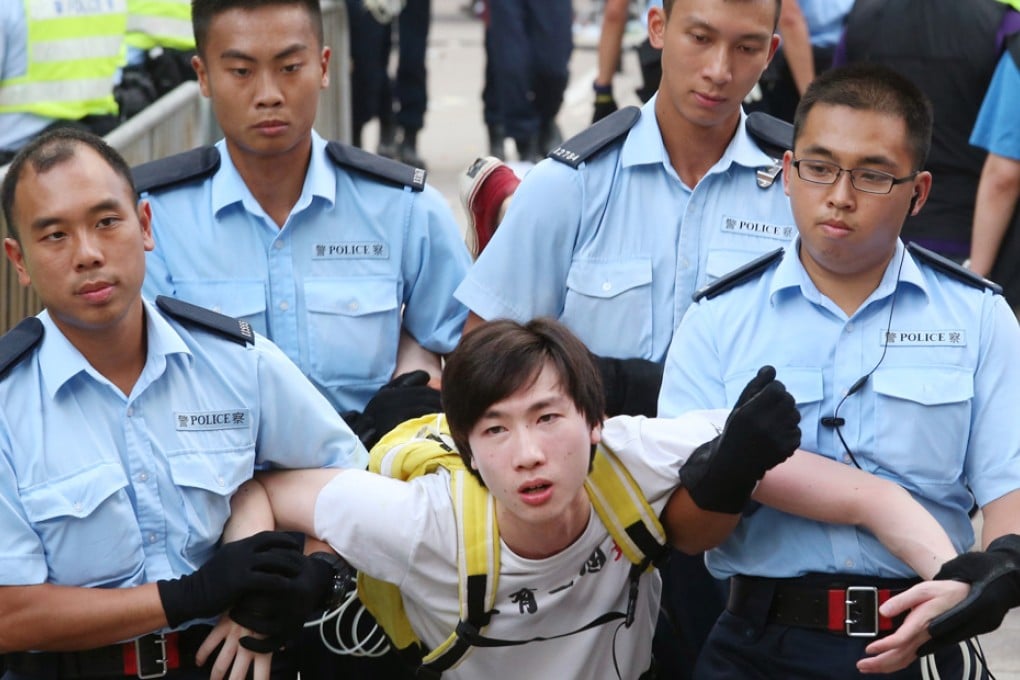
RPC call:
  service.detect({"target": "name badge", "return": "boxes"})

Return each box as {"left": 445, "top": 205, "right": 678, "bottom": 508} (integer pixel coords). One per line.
{"left": 722, "top": 216, "right": 795, "bottom": 241}
{"left": 882, "top": 330, "right": 966, "bottom": 347}
{"left": 176, "top": 409, "right": 250, "bottom": 431}
{"left": 314, "top": 242, "right": 389, "bottom": 259}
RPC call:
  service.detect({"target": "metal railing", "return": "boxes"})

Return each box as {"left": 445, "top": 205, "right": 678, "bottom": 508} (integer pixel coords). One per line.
{"left": 1, "top": 1, "right": 350, "bottom": 334}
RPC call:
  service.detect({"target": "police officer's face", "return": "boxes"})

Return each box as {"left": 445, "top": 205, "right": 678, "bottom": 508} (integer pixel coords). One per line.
{"left": 3, "top": 146, "right": 155, "bottom": 343}
{"left": 467, "top": 363, "right": 602, "bottom": 558}
{"left": 193, "top": 5, "right": 330, "bottom": 161}
{"left": 782, "top": 103, "right": 932, "bottom": 287}
{"left": 649, "top": 0, "right": 778, "bottom": 131}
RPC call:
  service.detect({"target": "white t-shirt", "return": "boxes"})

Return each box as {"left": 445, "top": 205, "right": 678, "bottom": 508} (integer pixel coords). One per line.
{"left": 314, "top": 411, "right": 726, "bottom": 679}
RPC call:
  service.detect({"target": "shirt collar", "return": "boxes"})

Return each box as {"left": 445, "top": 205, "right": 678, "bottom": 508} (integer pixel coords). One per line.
{"left": 770, "top": 238, "right": 930, "bottom": 307}
{"left": 38, "top": 299, "right": 192, "bottom": 400}
{"left": 620, "top": 98, "right": 777, "bottom": 176}
{"left": 210, "top": 131, "right": 336, "bottom": 218}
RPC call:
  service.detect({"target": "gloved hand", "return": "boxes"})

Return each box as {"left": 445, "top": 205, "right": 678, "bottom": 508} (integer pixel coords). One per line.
{"left": 917, "top": 534, "right": 1020, "bottom": 656}
{"left": 231, "top": 552, "right": 340, "bottom": 653}
{"left": 592, "top": 82, "right": 618, "bottom": 123}
{"left": 357, "top": 370, "right": 442, "bottom": 449}
{"left": 595, "top": 355, "right": 662, "bottom": 418}
{"left": 678, "top": 365, "right": 801, "bottom": 513}
{"left": 157, "top": 531, "right": 304, "bottom": 628}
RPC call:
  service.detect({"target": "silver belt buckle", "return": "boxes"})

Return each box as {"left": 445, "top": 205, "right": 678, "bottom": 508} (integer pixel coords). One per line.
{"left": 134, "top": 633, "right": 168, "bottom": 679}
{"left": 845, "top": 586, "right": 880, "bottom": 638}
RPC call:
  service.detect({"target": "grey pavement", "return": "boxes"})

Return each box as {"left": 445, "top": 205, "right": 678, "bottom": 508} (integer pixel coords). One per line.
{"left": 389, "top": 1, "right": 1020, "bottom": 676}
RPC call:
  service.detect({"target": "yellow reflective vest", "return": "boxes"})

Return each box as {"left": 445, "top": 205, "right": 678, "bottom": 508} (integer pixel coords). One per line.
{"left": 125, "top": 0, "right": 194, "bottom": 52}
{"left": 0, "top": 0, "right": 127, "bottom": 120}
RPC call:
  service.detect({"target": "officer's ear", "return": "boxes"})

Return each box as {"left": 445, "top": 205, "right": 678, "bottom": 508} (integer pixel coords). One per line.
{"left": 647, "top": 6, "right": 667, "bottom": 50}
{"left": 192, "top": 55, "right": 211, "bottom": 97}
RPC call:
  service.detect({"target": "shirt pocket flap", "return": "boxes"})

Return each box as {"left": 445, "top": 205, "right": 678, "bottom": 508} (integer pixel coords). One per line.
{"left": 21, "top": 462, "right": 129, "bottom": 522}
{"left": 305, "top": 278, "right": 399, "bottom": 317}
{"left": 872, "top": 367, "right": 974, "bottom": 406}
{"left": 175, "top": 280, "right": 267, "bottom": 318}
{"left": 565, "top": 260, "right": 652, "bottom": 300}
{"left": 167, "top": 449, "right": 252, "bottom": 496}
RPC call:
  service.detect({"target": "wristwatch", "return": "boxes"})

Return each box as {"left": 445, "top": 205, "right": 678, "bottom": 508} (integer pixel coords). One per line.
{"left": 309, "top": 551, "right": 354, "bottom": 610}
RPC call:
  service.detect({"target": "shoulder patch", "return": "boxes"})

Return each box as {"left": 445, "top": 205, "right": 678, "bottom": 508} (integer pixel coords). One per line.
{"left": 693, "top": 248, "right": 784, "bottom": 302}
{"left": 156, "top": 296, "right": 255, "bottom": 346}
{"left": 746, "top": 112, "right": 793, "bottom": 160}
{"left": 907, "top": 243, "right": 1003, "bottom": 295}
{"left": 132, "top": 146, "right": 220, "bottom": 194}
{"left": 326, "top": 141, "right": 426, "bottom": 191}
{"left": 0, "top": 317, "right": 43, "bottom": 379}
{"left": 548, "top": 106, "right": 641, "bottom": 168}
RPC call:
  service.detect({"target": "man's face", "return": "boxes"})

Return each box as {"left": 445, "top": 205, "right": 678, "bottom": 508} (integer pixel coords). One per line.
{"left": 467, "top": 363, "right": 601, "bottom": 554}
{"left": 783, "top": 103, "right": 932, "bottom": 282}
{"left": 193, "top": 4, "right": 330, "bottom": 161}
{"left": 649, "top": 0, "right": 778, "bottom": 130}
{"left": 3, "top": 146, "right": 155, "bottom": 340}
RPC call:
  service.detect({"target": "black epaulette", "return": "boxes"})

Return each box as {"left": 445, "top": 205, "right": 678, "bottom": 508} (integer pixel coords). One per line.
{"left": 156, "top": 296, "right": 255, "bottom": 346}
{"left": 746, "top": 112, "right": 793, "bottom": 159}
{"left": 326, "top": 141, "right": 426, "bottom": 191}
{"left": 548, "top": 106, "right": 641, "bottom": 168}
{"left": 907, "top": 243, "right": 1003, "bottom": 295}
{"left": 132, "top": 146, "right": 220, "bottom": 194}
{"left": 0, "top": 317, "right": 43, "bottom": 379}
{"left": 693, "top": 248, "right": 784, "bottom": 302}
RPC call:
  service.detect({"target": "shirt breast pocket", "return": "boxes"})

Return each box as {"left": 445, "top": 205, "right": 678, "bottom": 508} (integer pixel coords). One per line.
{"left": 304, "top": 277, "right": 400, "bottom": 386}
{"left": 20, "top": 462, "right": 145, "bottom": 587}
{"left": 166, "top": 446, "right": 255, "bottom": 556}
{"left": 173, "top": 280, "right": 268, "bottom": 333}
{"left": 872, "top": 367, "right": 972, "bottom": 484}
{"left": 562, "top": 260, "right": 653, "bottom": 358}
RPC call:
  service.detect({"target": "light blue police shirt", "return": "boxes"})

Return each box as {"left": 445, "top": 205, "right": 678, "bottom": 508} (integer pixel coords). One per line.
{"left": 799, "top": 0, "right": 854, "bottom": 48}
{"left": 0, "top": 1, "right": 54, "bottom": 153}
{"left": 970, "top": 50, "right": 1020, "bottom": 161}
{"left": 455, "top": 96, "right": 795, "bottom": 362}
{"left": 142, "top": 131, "right": 471, "bottom": 413}
{"left": 659, "top": 239, "right": 1020, "bottom": 579}
{"left": 0, "top": 299, "right": 367, "bottom": 591}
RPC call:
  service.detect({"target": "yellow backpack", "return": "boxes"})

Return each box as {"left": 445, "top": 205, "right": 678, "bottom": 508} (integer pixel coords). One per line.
{"left": 358, "top": 414, "right": 669, "bottom": 675}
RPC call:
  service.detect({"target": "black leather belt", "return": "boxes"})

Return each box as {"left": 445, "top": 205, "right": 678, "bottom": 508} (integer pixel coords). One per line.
{"left": 728, "top": 575, "right": 919, "bottom": 638}
{"left": 7, "top": 626, "right": 213, "bottom": 679}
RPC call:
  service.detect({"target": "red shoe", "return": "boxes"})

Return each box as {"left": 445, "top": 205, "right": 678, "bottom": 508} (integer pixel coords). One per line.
{"left": 459, "top": 156, "right": 521, "bottom": 257}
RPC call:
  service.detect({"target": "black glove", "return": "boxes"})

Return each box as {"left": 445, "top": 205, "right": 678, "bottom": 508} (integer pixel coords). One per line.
{"left": 678, "top": 365, "right": 801, "bottom": 513}
{"left": 231, "top": 552, "right": 340, "bottom": 653}
{"left": 593, "top": 82, "right": 618, "bottom": 123}
{"left": 157, "top": 531, "right": 304, "bottom": 628}
{"left": 596, "top": 355, "right": 663, "bottom": 418}
{"left": 355, "top": 370, "right": 442, "bottom": 449}
{"left": 917, "top": 534, "right": 1020, "bottom": 656}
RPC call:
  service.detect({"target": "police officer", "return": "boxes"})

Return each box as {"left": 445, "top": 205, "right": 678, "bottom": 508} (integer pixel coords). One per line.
{"left": 0, "top": 0, "right": 125, "bottom": 165}
{"left": 137, "top": 0, "right": 471, "bottom": 445}
{"left": 659, "top": 63, "right": 1020, "bottom": 678}
{"left": 455, "top": 0, "right": 793, "bottom": 673}
{"left": 0, "top": 128, "right": 367, "bottom": 680}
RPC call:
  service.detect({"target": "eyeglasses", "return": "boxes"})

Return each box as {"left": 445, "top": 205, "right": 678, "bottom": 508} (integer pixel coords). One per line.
{"left": 791, "top": 159, "right": 918, "bottom": 195}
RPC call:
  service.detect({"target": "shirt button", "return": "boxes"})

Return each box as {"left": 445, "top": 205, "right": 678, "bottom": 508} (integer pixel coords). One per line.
{"left": 138, "top": 472, "right": 149, "bottom": 482}
{"left": 217, "top": 476, "right": 226, "bottom": 487}
{"left": 843, "top": 454, "right": 852, "bottom": 464}
{"left": 148, "top": 533, "right": 158, "bottom": 544}
{"left": 601, "top": 282, "right": 612, "bottom": 292}
{"left": 274, "top": 240, "right": 285, "bottom": 250}
{"left": 845, "top": 322, "right": 855, "bottom": 333}
{"left": 126, "top": 407, "right": 134, "bottom": 417}
{"left": 845, "top": 558, "right": 855, "bottom": 568}
{"left": 680, "top": 257, "right": 690, "bottom": 269}
{"left": 279, "top": 301, "right": 289, "bottom": 311}
{"left": 212, "top": 306, "right": 221, "bottom": 313}
{"left": 73, "top": 502, "right": 83, "bottom": 512}
{"left": 348, "top": 301, "right": 359, "bottom": 312}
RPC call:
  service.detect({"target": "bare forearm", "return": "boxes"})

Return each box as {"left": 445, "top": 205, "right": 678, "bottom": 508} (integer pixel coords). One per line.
{"left": 979, "top": 490, "right": 1020, "bottom": 549}
{"left": 257, "top": 468, "right": 345, "bottom": 535}
{"left": 596, "top": 0, "right": 629, "bottom": 85}
{"left": 663, "top": 487, "right": 740, "bottom": 553}
{"left": 778, "top": 0, "right": 813, "bottom": 95}
{"left": 969, "top": 153, "right": 1020, "bottom": 276}
{"left": 224, "top": 478, "right": 276, "bottom": 541}
{"left": 0, "top": 583, "right": 167, "bottom": 653}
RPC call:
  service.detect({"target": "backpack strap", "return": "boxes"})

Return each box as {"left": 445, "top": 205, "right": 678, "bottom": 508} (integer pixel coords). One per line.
{"left": 548, "top": 106, "right": 641, "bottom": 168}
{"left": 326, "top": 141, "right": 426, "bottom": 191}
{"left": 155, "top": 296, "right": 255, "bottom": 345}
{"left": 132, "top": 146, "right": 220, "bottom": 194}
{"left": 907, "top": 242, "right": 1003, "bottom": 295}
{"left": 0, "top": 317, "right": 43, "bottom": 380}
{"left": 693, "top": 248, "right": 784, "bottom": 302}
